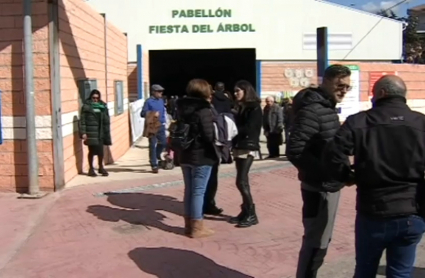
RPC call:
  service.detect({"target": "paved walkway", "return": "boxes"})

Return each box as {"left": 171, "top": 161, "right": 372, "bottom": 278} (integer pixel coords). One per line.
{"left": 1, "top": 141, "right": 425, "bottom": 277}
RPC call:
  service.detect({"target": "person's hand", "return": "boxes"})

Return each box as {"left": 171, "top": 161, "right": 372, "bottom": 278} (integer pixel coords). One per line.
{"left": 346, "top": 171, "right": 356, "bottom": 186}
{"left": 154, "top": 111, "right": 159, "bottom": 117}
{"left": 82, "top": 134, "right": 87, "bottom": 141}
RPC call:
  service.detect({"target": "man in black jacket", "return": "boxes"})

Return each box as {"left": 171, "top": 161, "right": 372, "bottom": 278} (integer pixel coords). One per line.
{"left": 323, "top": 75, "right": 425, "bottom": 278}
{"left": 203, "top": 82, "right": 234, "bottom": 215}
{"left": 211, "top": 82, "right": 234, "bottom": 114}
{"left": 287, "top": 64, "right": 352, "bottom": 278}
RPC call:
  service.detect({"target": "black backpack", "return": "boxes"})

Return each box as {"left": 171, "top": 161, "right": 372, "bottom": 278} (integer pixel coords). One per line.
{"left": 169, "top": 121, "right": 194, "bottom": 152}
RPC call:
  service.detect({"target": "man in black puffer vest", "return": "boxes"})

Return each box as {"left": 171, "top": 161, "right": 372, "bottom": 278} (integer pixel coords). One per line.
{"left": 323, "top": 75, "right": 425, "bottom": 278}
{"left": 287, "top": 64, "right": 352, "bottom": 278}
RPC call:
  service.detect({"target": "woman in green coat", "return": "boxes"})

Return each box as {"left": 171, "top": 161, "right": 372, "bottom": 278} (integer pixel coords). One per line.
{"left": 80, "top": 89, "right": 112, "bottom": 177}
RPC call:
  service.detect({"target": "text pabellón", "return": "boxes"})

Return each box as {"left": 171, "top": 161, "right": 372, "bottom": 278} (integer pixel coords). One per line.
{"left": 172, "top": 8, "right": 232, "bottom": 18}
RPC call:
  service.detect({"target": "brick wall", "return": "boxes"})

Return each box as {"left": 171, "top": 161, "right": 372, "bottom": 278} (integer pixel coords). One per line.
{"left": 143, "top": 51, "right": 150, "bottom": 99}
{"left": 262, "top": 62, "right": 425, "bottom": 113}
{"left": 128, "top": 62, "right": 137, "bottom": 101}
{"left": 0, "top": 0, "right": 130, "bottom": 192}
{"left": 0, "top": 0, "right": 53, "bottom": 192}
{"left": 127, "top": 50, "right": 150, "bottom": 101}
{"left": 59, "top": 0, "right": 130, "bottom": 184}
{"left": 105, "top": 22, "right": 130, "bottom": 165}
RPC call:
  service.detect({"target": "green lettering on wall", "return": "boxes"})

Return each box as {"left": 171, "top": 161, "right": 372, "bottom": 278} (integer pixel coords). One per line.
{"left": 173, "top": 9, "right": 232, "bottom": 18}
{"left": 215, "top": 23, "right": 256, "bottom": 33}
{"left": 148, "top": 25, "right": 192, "bottom": 34}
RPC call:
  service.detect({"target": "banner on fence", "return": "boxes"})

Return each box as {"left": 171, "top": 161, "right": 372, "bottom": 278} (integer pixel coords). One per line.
{"left": 129, "top": 99, "right": 145, "bottom": 144}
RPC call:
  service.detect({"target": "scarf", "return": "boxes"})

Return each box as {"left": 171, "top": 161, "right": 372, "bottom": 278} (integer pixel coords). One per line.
{"left": 91, "top": 102, "right": 106, "bottom": 113}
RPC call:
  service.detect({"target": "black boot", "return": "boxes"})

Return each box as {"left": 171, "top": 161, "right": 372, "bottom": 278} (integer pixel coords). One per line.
{"left": 203, "top": 206, "right": 223, "bottom": 216}
{"left": 236, "top": 204, "right": 259, "bottom": 228}
{"left": 98, "top": 168, "right": 109, "bottom": 177}
{"left": 88, "top": 168, "right": 97, "bottom": 177}
{"left": 228, "top": 204, "right": 246, "bottom": 224}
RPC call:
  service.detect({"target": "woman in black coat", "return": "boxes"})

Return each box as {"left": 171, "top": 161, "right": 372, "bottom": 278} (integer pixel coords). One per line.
{"left": 229, "top": 80, "right": 263, "bottom": 228}
{"left": 80, "top": 89, "right": 112, "bottom": 177}
{"left": 176, "top": 79, "right": 219, "bottom": 238}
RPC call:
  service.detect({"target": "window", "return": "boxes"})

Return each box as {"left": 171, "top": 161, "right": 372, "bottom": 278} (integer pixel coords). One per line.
{"left": 114, "top": 80, "right": 124, "bottom": 115}
{"left": 77, "top": 79, "right": 98, "bottom": 110}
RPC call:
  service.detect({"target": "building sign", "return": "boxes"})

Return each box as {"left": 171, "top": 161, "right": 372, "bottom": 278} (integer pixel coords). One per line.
{"left": 148, "top": 8, "right": 256, "bottom": 34}
{"left": 336, "top": 65, "right": 360, "bottom": 121}
{"left": 368, "top": 71, "right": 397, "bottom": 97}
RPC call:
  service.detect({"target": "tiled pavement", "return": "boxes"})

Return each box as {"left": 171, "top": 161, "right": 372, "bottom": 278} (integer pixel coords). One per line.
{"left": 1, "top": 144, "right": 425, "bottom": 277}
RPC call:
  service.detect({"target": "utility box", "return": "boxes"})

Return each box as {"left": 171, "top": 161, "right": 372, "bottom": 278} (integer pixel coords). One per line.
{"left": 77, "top": 79, "right": 98, "bottom": 110}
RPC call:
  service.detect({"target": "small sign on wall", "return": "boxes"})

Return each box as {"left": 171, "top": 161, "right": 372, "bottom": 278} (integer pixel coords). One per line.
{"left": 369, "top": 71, "right": 397, "bottom": 97}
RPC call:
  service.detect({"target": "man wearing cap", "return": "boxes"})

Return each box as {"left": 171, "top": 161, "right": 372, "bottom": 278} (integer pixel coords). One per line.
{"left": 141, "top": 84, "right": 167, "bottom": 173}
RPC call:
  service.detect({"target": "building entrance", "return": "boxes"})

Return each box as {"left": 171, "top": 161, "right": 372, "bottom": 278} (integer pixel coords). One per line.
{"left": 149, "top": 48, "right": 256, "bottom": 97}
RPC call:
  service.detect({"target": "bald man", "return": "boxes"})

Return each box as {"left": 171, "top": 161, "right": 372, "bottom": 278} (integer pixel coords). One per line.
{"left": 263, "top": 96, "right": 284, "bottom": 158}
{"left": 323, "top": 75, "right": 425, "bottom": 278}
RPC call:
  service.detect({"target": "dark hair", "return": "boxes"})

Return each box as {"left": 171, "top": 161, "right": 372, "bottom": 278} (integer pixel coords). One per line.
{"left": 215, "top": 82, "right": 225, "bottom": 91}
{"left": 186, "top": 79, "right": 212, "bottom": 99}
{"left": 234, "top": 80, "right": 260, "bottom": 103}
{"left": 88, "top": 89, "right": 101, "bottom": 100}
{"left": 324, "top": 64, "right": 351, "bottom": 80}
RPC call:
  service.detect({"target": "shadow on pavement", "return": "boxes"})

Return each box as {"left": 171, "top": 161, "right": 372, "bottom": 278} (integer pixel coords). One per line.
{"left": 128, "top": 247, "right": 254, "bottom": 278}
{"left": 105, "top": 167, "right": 153, "bottom": 173}
{"left": 377, "top": 265, "right": 425, "bottom": 277}
{"left": 86, "top": 192, "right": 185, "bottom": 235}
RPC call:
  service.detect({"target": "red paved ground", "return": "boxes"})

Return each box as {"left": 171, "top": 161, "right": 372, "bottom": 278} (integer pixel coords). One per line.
{"left": 0, "top": 165, "right": 357, "bottom": 278}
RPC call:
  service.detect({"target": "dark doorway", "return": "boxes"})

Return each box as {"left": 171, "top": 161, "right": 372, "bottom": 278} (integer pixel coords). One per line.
{"left": 149, "top": 49, "right": 256, "bottom": 97}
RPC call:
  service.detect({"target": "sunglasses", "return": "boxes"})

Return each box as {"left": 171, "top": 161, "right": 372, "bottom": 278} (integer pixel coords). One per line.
{"left": 336, "top": 84, "right": 352, "bottom": 91}
{"left": 92, "top": 96, "right": 99, "bottom": 100}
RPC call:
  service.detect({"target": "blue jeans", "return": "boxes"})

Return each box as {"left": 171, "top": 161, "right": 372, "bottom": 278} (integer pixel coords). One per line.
{"left": 354, "top": 213, "right": 425, "bottom": 278}
{"left": 181, "top": 165, "right": 212, "bottom": 220}
{"left": 148, "top": 125, "right": 167, "bottom": 168}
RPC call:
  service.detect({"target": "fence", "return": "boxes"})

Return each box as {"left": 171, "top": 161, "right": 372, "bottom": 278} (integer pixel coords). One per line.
{"left": 129, "top": 99, "right": 145, "bottom": 143}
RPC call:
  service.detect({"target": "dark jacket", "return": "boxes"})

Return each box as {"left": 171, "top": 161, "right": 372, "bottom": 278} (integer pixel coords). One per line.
{"left": 286, "top": 87, "right": 341, "bottom": 190}
{"left": 232, "top": 101, "right": 263, "bottom": 151}
{"left": 323, "top": 96, "right": 425, "bottom": 217}
{"left": 263, "top": 103, "right": 284, "bottom": 134}
{"left": 212, "top": 90, "right": 234, "bottom": 114}
{"left": 80, "top": 100, "right": 112, "bottom": 146}
{"left": 284, "top": 103, "right": 295, "bottom": 127}
{"left": 176, "top": 97, "right": 219, "bottom": 166}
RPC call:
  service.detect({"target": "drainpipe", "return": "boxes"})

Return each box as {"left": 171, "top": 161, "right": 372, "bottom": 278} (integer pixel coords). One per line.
{"left": 23, "top": 0, "right": 40, "bottom": 196}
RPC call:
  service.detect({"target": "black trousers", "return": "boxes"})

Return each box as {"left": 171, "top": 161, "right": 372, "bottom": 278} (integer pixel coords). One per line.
{"left": 266, "top": 133, "right": 282, "bottom": 157}
{"left": 235, "top": 156, "right": 254, "bottom": 206}
{"left": 204, "top": 163, "right": 219, "bottom": 209}
{"left": 88, "top": 144, "right": 104, "bottom": 157}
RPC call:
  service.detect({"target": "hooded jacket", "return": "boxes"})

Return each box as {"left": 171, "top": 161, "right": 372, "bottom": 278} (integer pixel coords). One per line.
{"left": 79, "top": 98, "right": 111, "bottom": 146}
{"left": 212, "top": 90, "right": 234, "bottom": 114}
{"left": 176, "top": 97, "right": 219, "bottom": 166}
{"left": 286, "top": 87, "right": 342, "bottom": 190}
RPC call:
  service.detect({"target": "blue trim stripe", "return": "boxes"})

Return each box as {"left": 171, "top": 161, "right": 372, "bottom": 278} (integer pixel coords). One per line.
{"left": 256, "top": 60, "right": 262, "bottom": 97}
{"left": 136, "top": 44, "right": 143, "bottom": 100}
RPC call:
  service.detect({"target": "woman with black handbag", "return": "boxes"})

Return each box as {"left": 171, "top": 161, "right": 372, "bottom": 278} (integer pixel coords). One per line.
{"left": 229, "top": 80, "right": 262, "bottom": 228}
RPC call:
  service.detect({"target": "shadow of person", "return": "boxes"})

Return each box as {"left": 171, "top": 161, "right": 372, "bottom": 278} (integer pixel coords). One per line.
{"left": 73, "top": 115, "right": 84, "bottom": 174}
{"left": 128, "top": 247, "right": 254, "bottom": 278}
{"left": 377, "top": 265, "right": 425, "bottom": 277}
{"left": 86, "top": 192, "right": 185, "bottom": 235}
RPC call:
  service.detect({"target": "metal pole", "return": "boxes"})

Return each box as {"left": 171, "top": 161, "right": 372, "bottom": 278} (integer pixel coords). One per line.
{"left": 316, "top": 27, "right": 329, "bottom": 84}
{"left": 24, "top": 0, "right": 39, "bottom": 195}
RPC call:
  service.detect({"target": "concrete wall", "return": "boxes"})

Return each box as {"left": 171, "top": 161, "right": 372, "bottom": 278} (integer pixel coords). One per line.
{"left": 262, "top": 62, "right": 425, "bottom": 113}
{"left": 0, "top": 0, "right": 130, "bottom": 192}
{"left": 86, "top": 0, "right": 402, "bottom": 61}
